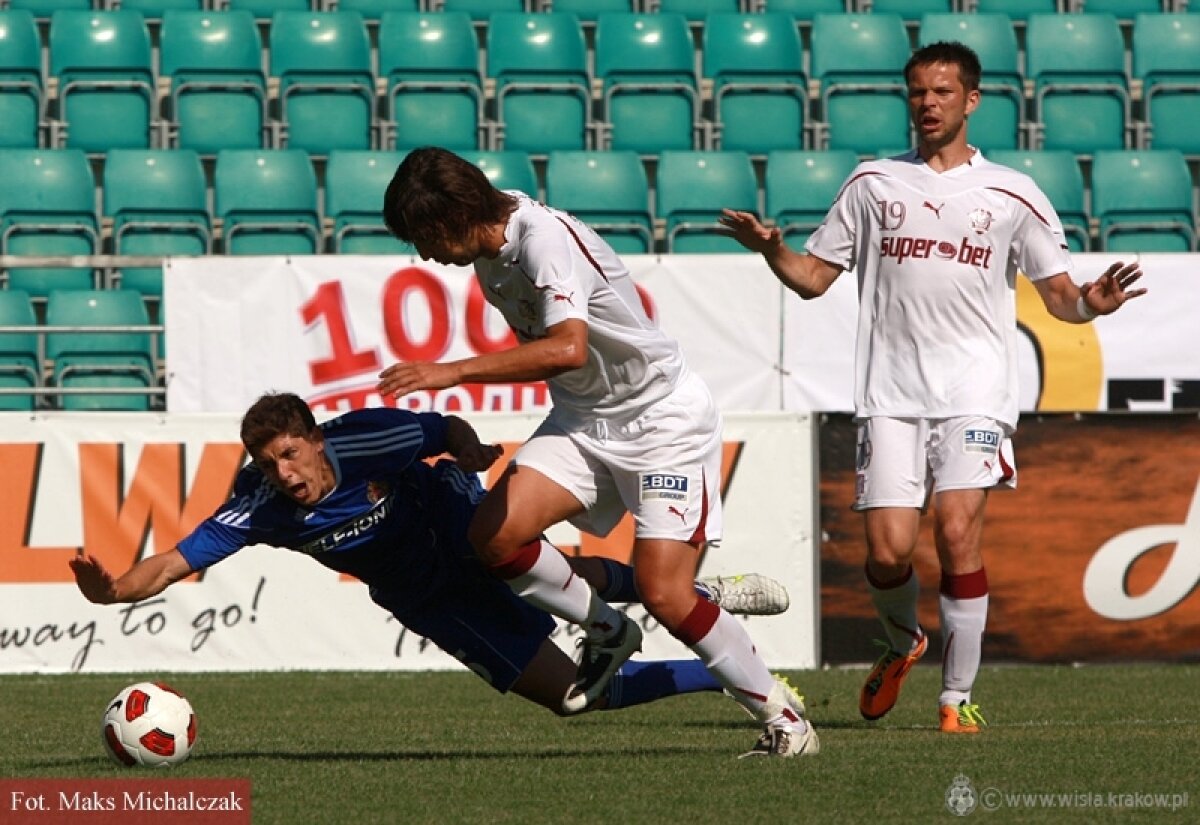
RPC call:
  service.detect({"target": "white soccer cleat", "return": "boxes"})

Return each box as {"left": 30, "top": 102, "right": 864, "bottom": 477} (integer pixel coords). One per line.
{"left": 695, "top": 573, "right": 790, "bottom": 616}
{"left": 738, "top": 721, "right": 820, "bottom": 759}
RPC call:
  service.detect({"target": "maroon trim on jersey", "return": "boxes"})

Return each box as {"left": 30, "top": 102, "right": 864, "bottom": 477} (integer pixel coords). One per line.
{"left": 940, "top": 568, "right": 989, "bottom": 599}
{"left": 986, "top": 186, "right": 1051, "bottom": 226}
{"left": 555, "top": 216, "right": 609, "bottom": 282}
{"left": 687, "top": 469, "right": 711, "bottom": 546}
{"left": 831, "top": 170, "right": 886, "bottom": 206}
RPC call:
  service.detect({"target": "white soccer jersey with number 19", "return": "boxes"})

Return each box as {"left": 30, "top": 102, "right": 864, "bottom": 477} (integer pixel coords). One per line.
{"left": 806, "top": 149, "right": 1075, "bottom": 430}
{"left": 474, "top": 193, "right": 687, "bottom": 426}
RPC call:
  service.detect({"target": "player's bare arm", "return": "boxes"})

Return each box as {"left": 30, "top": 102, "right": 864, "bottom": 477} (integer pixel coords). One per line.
{"left": 377, "top": 318, "right": 588, "bottom": 397}
{"left": 69, "top": 548, "right": 194, "bottom": 604}
{"left": 719, "top": 209, "right": 843, "bottom": 299}
{"left": 1034, "top": 261, "right": 1146, "bottom": 324}
{"left": 444, "top": 414, "right": 503, "bottom": 473}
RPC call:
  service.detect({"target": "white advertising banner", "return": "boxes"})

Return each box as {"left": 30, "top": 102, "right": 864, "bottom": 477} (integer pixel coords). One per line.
{"left": 165, "top": 253, "right": 1198, "bottom": 416}
{"left": 0, "top": 412, "right": 817, "bottom": 673}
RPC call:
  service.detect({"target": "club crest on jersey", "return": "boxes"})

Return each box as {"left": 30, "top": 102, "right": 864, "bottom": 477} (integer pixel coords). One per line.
{"left": 366, "top": 480, "right": 391, "bottom": 504}
{"left": 963, "top": 429, "right": 1000, "bottom": 454}
{"left": 968, "top": 208, "right": 994, "bottom": 235}
{"left": 640, "top": 473, "right": 688, "bottom": 503}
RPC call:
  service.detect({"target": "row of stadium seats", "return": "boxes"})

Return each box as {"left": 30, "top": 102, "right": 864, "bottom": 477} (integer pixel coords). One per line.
{"left": 3, "top": 9, "right": 1200, "bottom": 157}
{"left": 0, "top": 288, "right": 162, "bottom": 411}
{"left": 0, "top": 146, "right": 1194, "bottom": 301}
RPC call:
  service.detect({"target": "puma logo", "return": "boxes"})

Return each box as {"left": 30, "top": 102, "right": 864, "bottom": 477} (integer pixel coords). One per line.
{"left": 667, "top": 505, "right": 688, "bottom": 523}
{"left": 923, "top": 201, "right": 944, "bottom": 218}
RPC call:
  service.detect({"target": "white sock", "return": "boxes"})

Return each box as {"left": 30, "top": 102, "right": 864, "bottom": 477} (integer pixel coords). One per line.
{"left": 938, "top": 592, "right": 988, "bottom": 707}
{"left": 866, "top": 566, "right": 923, "bottom": 654}
{"left": 502, "top": 540, "right": 622, "bottom": 638}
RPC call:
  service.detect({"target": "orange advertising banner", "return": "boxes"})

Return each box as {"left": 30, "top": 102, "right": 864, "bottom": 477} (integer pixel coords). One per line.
{"left": 819, "top": 413, "right": 1200, "bottom": 663}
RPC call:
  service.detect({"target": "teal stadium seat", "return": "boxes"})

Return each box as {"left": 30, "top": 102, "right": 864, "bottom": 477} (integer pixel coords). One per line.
{"left": 441, "top": 0, "right": 530, "bottom": 22}
{"left": 49, "top": 10, "right": 156, "bottom": 152}
{"left": 973, "top": 0, "right": 1059, "bottom": 25}
{"left": 548, "top": 0, "right": 634, "bottom": 26}
{"left": 214, "top": 149, "right": 321, "bottom": 255}
{"left": 1079, "top": 1, "right": 1162, "bottom": 20}
{"left": 0, "top": 148, "right": 100, "bottom": 296}
{"left": 487, "top": 12, "right": 591, "bottom": 153}
{"left": 378, "top": 12, "right": 483, "bottom": 151}
{"left": 1027, "top": 13, "right": 1130, "bottom": 154}
{"left": 46, "top": 288, "right": 156, "bottom": 411}
{"left": 269, "top": 11, "right": 375, "bottom": 155}
{"left": 761, "top": 0, "right": 848, "bottom": 24}
{"left": 989, "top": 149, "right": 1090, "bottom": 252}
{"left": 0, "top": 289, "right": 40, "bottom": 411}
{"left": 657, "top": 150, "right": 758, "bottom": 253}
{"left": 461, "top": 150, "right": 538, "bottom": 197}
{"left": 545, "top": 150, "right": 653, "bottom": 253}
{"left": 1133, "top": 13, "right": 1200, "bottom": 155}
{"left": 0, "top": 10, "right": 44, "bottom": 148}
{"left": 870, "top": 0, "right": 953, "bottom": 21}
{"left": 919, "top": 13, "right": 1024, "bottom": 151}
{"left": 811, "top": 13, "right": 912, "bottom": 154}
{"left": 1091, "top": 149, "right": 1195, "bottom": 252}
{"left": 160, "top": 10, "right": 268, "bottom": 153}
{"left": 226, "top": 0, "right": 314, "bottom": 21}
{"left": 118, "top": 0, "right": 205, "bottom": 18}
{"left": 703, "top": 13, "right": 807, "bottom": 154}
{"left": 7, "top": 0, "right": 92, "bottom": 16}
{"left": 765, "top": 149, "right": 859, "bottom": 246}
{"left": 595, "top": 12, "right": 700, "bottom": 154}
{"left": 656, "top": 0, "right": 740, "bottom": 24}
{"left": 325, "top": 150, "right": 413, "bottom": 254}
{"left": 335, "top": 0, "right": 419, "bottom": 23}
{"left": 103, "top": 149, "right": 211, "bottom": 298}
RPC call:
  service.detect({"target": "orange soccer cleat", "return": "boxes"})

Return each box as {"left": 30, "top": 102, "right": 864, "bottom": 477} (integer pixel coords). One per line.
{"left": 859, "top": 633, "right": 928, "bottom": 720}
{"left": 939, "top": 702, "right": 987, "bottom": 734}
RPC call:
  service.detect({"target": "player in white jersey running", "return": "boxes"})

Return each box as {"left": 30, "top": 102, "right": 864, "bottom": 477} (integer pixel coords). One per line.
{"left": 721, "top": 42, "right": 1146, "bottom": 733}
{"left": 378, "top": 147, "right": 816, "bottom": 758}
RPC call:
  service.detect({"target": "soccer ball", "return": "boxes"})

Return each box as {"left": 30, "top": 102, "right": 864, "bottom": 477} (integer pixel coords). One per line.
{"left": 100, "top": 681, "right": 197, "bottom": 767}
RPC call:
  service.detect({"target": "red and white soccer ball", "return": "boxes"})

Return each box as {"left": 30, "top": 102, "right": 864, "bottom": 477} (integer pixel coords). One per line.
{"left": 100, "top": 681, "right": 198, "bottom": 768}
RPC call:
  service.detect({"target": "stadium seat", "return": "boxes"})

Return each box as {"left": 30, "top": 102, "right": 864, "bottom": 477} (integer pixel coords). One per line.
{"left": 49, "top": 10, "right": 156, "bottom": 152}
{"left": 870, "top": 0, "right": 953, "bottom": 21}
{"left": 6, "top": 0, "right": 92, "bottom": 15}
{"left": 811, "top": 13, "right": 912, "bottom": 154}
{"left": 103, "top": 149, "right": 211, "bottom": 298}
{"left": 160, "top": 10, "right": 268, "bottom": 154}
{"left": 988, "top": 149, "right": 1090, "bottom": 252}
{"left": 545, "top": 150, "right": 653, "bottom": 253}
{"left": 765, "top": 149, "right": 859, "bottom": 246}
{"left": 0, "top": 148, "right": 100, "bottom": 296}
{"left": 761, "top": 0, "right": 848, "bottom": 24}
{"left": 703, "top": 13, "right": 807, "bottom": 154}
{"left": 324, "top": 150, "right": 413, "bottom": 254}
{"left": 214, "top": 149, "right": 321, "bottom": 255}
{"left": 269, "top": 11, "right": 375, "bottom": 155}
{"left": 973, "top": 0, "right": 1059, "bottom": 25}
{"left": 547, "top": 0, "right": 634, "bottom": 25}
{"left": 378, "top": 11, "right": 484, "bottom": 151}
{"left": 656, "top": 150, "right": 758, "bottom": 253}
{"left": 441, "top": 0, "right": 530, "bottom": 22}
{"left": 0, "top": 10, "right": 44, "bottom": 148}
{"left": 918, "top": 13, "right": 1024, "bottom": 151}
{"left": 595, "top": 12, "right": 700, "bottom": 154}
{"left": 655, "top": 0, "right": 740, "bottom": 23}
{"left": 1133, "top": 13, "right": 1200, "bottom": 155}
{"left": 487, "top": 12, "right": 591, "bottom": 153}
{"left": 118, "top": 0, "right": 205, "bottom": 18}
{"left": 334, "top": 0, "right": 420, "bottom": 22}
{"left": 1091, "top": 149, "right": 1195, "bottom": 252}
{"left": 226, "top": 0, "right": 314, "bottom": 20}
{"left": 45, "top": 288, "right": 156, "bottom": 411}
{"left": 1079, "top": 1, "right": 1162, "bottom": 21}
{"left": 0, "top": 289, "right": 40, "bottom": 411}
{"left": 1026, "top": 13, "right": 1131, "bottom": 154}
{"left": 460, "top": 150, "right": 538, "bottom": 197}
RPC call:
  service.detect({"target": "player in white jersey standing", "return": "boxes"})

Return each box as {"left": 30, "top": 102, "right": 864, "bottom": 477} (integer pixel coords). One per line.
{"left": 721, "top": 42, "right": 1146, "bottom": 733}
{"left": 378, "top": 146, "right": 816, "bottom": 758}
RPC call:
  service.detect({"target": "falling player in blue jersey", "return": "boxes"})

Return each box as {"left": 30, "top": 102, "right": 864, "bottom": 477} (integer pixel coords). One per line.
{"left": 70, "top": 392, "right": 792, "bottom": 716}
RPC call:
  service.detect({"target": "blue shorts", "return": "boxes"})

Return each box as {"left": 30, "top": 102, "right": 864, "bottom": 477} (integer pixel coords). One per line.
{"left": 369, "top": 572, "right": 556, "bottom": 693}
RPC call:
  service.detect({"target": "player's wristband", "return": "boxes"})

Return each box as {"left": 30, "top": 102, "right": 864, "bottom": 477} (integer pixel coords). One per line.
{"left": 1076, "top": 295, "right": 1097, "bottom": 322}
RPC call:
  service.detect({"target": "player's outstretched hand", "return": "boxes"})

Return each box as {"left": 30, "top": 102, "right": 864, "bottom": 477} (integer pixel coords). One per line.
{"left": 377, "top": 360, "right": 460, "bottom": 398}
{"left": 718, "top": 209, "right": 782, "bottom": 255}
{"left": 70, "top": 552, "right": 117, "bottom": 604}
{"left": 1082, "top": 260, "right": 1147, "bottom": 316}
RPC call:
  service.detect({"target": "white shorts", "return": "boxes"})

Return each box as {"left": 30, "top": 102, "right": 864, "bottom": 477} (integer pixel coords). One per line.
{"left": 853, "top": 416, "right": 1017, "bottom": 511}
{"left": 513, "top": 372, "right": 724, "bottom": 543}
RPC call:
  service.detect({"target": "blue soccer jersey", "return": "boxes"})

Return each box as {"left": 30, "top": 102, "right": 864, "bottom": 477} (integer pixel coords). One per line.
{"left": 178, "top": 408, "right": 487, "bottom": 616}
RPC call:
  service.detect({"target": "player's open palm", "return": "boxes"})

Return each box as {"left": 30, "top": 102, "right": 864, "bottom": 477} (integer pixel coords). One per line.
{"left": 70, "top": 553, "right": 117, "bottom": 604}
{"left": 719, "top": 209, "right": 782, "bottom": 255}
{"left": 1082, "top": 260, "right": 1147, "bottom": 316}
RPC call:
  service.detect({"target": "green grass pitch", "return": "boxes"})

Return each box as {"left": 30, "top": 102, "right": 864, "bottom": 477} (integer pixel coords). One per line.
{"left": 3, "top": 664, "right": 1198, "bottom": 824}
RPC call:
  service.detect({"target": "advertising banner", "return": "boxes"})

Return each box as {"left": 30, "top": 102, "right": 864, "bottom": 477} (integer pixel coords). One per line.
{"left": 0, "top": 412, "right": 817, "bottom": 673}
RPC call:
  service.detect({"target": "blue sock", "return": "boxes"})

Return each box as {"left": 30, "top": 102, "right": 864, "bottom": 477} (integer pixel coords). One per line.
{"left": 602, "top": 660, "right": 720, "bottom": 710}
{"left": 596, "top": 558, "right": 712, "bottom": 605}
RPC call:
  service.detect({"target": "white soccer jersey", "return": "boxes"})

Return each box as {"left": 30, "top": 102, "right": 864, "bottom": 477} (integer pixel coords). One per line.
{"left": 806, "top": 149, "right": 1074, "bottom": 429}
{"left": 475, "top": 193, "right": 687, "bottom": 425}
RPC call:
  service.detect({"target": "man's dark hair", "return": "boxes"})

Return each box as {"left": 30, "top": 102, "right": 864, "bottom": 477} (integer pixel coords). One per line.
{"left": 904, "top": 41, "right": 982, "bottom": 92}
{"left": 382, "top": 146, "right": 518, "bottom": 247}
{"left": 240, "top": 392, "right": 317, "bottom": 459}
